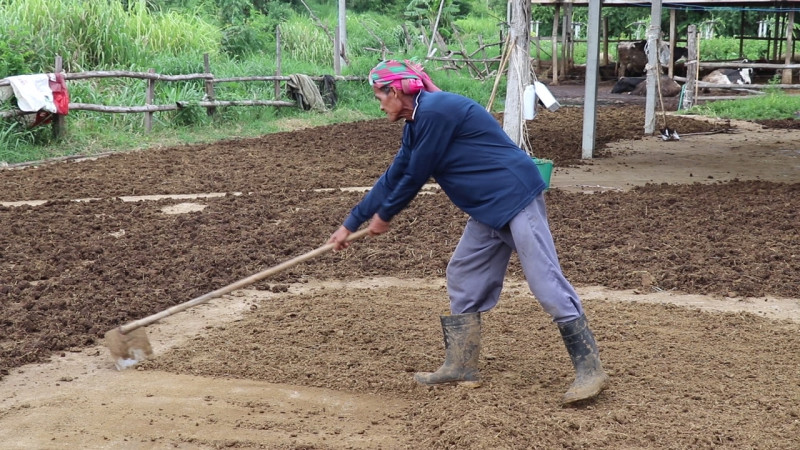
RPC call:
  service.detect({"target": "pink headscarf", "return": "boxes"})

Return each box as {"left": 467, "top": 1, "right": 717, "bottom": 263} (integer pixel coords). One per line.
{"left": 368, "top": 60, "right": 441, "bottom": 94}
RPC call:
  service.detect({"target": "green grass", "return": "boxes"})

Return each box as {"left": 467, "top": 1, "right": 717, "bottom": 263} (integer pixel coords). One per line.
{"left": 686, "top": 89, "right": 800, "bottom": 120}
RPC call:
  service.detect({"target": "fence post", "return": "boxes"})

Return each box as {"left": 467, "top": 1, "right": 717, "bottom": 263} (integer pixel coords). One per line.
{"left": 275, "top": 26, "right": 282, "bottom": 101}
{"left": 52, "top": 55, "right": 65, "bottom": 139}
{"left": 682, "top": 25, "right": 698, "bottom": 111}
{"left": 145, "top": 68, "right": 155, "bottom": 133}
{"left": 334, "top": 25, "right": 342, "bottom": 76}
{"left": 783, "top": 11, "right": 795, "bottom": 84}
{"left": 204, "top": 54, "right": 216, "bottom": 117}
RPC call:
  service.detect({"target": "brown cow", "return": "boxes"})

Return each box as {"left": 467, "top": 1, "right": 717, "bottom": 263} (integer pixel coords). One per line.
{"left": 616, "top": 40, "right": 688, "bottom": 78}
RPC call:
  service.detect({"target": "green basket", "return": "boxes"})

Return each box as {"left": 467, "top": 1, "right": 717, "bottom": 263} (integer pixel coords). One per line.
{"left": 533, "top": 157, "right": 554, "bottom": 190}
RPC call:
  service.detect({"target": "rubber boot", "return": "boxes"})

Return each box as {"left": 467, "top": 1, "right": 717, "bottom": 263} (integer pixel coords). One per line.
{"left": 414, "top": 313, "right": 482, "bottom": 388}
{"left": 558, "top": 314, "right": 609, "bottom": 404}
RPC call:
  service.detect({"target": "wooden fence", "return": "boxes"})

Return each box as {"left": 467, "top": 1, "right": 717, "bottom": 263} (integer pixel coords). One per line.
{"left": 0, "top": 54, "right": 364, "bottom": 138}
{"left": 678, "top": 25, "right": 800, "bottom": 109}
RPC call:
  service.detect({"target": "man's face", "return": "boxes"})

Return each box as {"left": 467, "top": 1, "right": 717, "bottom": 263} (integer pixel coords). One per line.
{"left": 373, "top": 85, "right": 403, "bottom": 122}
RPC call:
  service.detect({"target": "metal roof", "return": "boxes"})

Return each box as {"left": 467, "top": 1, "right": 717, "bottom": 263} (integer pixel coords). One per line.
{"left": 531, "top": 1, "right": 800, "bottom": 9}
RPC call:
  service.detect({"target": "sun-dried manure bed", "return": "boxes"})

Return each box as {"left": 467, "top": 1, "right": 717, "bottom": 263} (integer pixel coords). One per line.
{"left": 1, "top": 105, "right": 798, "bottom": 449}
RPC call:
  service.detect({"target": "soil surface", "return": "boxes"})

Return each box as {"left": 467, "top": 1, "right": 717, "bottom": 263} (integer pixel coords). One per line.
{"left": 1, "top": 104, "right": 799, "bottom": 449}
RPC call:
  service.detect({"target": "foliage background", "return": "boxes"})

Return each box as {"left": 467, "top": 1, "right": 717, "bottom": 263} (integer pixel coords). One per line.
{"left": 0, "top": 0, "right": 796, "bottom": 162}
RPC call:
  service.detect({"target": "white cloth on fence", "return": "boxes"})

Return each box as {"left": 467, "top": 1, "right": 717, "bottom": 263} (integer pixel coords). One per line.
{"left": 6, "top": 74, "right": 57, "bottom": 113}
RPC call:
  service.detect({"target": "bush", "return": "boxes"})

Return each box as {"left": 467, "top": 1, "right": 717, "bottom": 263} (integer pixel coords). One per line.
{"left": 0, "top": 27, "right": 36, "bottom": 78}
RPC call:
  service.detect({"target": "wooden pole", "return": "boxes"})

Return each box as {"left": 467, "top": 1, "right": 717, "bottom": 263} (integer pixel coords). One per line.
{"left": 427, "top": 0, "right": 446, "bottom": 57}
{"left": 402, "top": 23, "right": 412, "bottom": 53}
{"left": 145, "top": 68, "right": 155, "bottom": 133}
{"left": 773, "top": 11, "right": 781, "bottom": 61}
{"left": 275, "top": 26, "right": 282, "bottom": 100}
{"left": 682, "top": 25, "right": 698, "bottom": 111}
{"left": 552, "top": 4, "right": 560, "bottom": 84}
{"left": 669, "top": 8, "right": 677, "bottom": 78}
{"left": 739, "top": 11, "right": 745, "bottom": 59}
{"left": 334, "top": 25, "right": 342, "bottom": 76}
{"left": 783, "top": 11, "right": 795, "bottom": 84}
{"left": 565, "top": 2, "right": 573, "bottom": 72}
{"left": 203, "top": 54, "right": 216, "bottom": 117}
{"left": 478, "top": 35, "right": 491, "bottom": 74}
{"left": 777, "top": 12, "right": 785, "bottom": 61}
{"left": 338, "top": 0, "right": 347, "bottom": 67}
{"left": 486, "top": 33, "right": 512, "bottom": 112}
{"left": 602, "top": 15, "right": 609, "bottom": 66}
{"left": 52, "top": 55, "right": 65, "bottom": 140}
{"left": 502, "top": 0, "right": 531, "bottom": 150}
{"left": 561, "top": 14, "right": 568, "bottom": 78}
{"left": 534, "top": 27, "right": 541, "bottom": 71}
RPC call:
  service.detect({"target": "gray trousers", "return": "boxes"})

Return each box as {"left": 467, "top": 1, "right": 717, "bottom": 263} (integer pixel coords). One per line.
{"left": 446, "top": 194, "right": 584, "bottom": 323}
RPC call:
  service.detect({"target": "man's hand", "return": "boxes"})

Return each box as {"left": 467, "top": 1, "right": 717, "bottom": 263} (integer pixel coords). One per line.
{"left": 327, "top": 226, "right": 352, "bottom": 251}
{"left": 368, "top": 213, "right": 391, "bottom": 235}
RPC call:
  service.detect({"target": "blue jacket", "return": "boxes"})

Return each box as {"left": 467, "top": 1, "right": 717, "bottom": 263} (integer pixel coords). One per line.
{"left": 343, "top": 90, "right": 546, "bottom": 232}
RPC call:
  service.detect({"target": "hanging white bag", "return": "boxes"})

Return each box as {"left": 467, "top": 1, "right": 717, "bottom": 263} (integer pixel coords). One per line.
{"left": 533, "top": 81, "right": 560, "bottom": 112}
{"left": 523, "top": 84, "right": 537, "bottom": 120}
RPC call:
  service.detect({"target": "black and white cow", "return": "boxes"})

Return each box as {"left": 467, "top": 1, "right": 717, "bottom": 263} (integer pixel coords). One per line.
{"left": 702, "top": 67, "right": 753, "bottom": 85}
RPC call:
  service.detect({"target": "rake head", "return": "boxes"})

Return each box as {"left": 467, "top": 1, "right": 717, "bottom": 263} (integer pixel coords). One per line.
{"left": 104, "top": 327, "right": 154, "bottom": 370}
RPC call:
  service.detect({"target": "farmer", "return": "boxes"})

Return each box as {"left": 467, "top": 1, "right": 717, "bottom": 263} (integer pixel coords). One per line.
{"left": 327, "top": 59, "right": 608, "bottom": 404}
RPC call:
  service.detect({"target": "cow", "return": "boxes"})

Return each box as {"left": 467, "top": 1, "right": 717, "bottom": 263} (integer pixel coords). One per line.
{"left": 611, "top": 76, "right": 646, "bottom": 93}
{"left": 616, "top": 40, "right": 689, "bottom": 78}
{"left": 700, "top": 67, "right": 753, "bottom": 94}
{"left": 702, "top": 68, "right": 753, "bottom": 86}
{"left": 630, "top": 75, "right": 682, "bottom": 97}
{"left": 611, "top": 75, "right": 681, "bottom": 97}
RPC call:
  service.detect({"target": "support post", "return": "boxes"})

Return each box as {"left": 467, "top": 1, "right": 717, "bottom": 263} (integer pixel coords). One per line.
{"left": 739, "top": 11, "right": 745, "bottom": 59}
{"left": 534, "top": 28, "right": 541, "bottom": 71}
{"left": 52, "top": 55, "right": 65, "bottom": 140}
{"left": 681, "top": 25, "right": 698, "bottom": 111}
{"left": 334, "top": 26, "right": 342, "bottom": 76}
{"left": 644, "top": 0, "right": 662, "bottom": 135}
{"left": 561, "top": 14, "right": 568, "bottom": 78}
{"left": 783, "top": 11, "right": 795, "bottom": 84}
{"left": 502, "top": 0, "right": 531, "bottom": 150}
{"left": 582, "top": 0, "right": 602, "bottom": 160}
{"left": 145, "top": 68, "right": 155, "bottom": 133}
{"left": 773, "top": 11, "right": 781, "bottom": 61}
{"left": 669, "top": 8, "right": 677, "bottom": 78}
{"left": 561, "top": 3, "right": 574, "bottom": 76}
{"left": 338, "top": 0, "right": 347, "bottom": 68}
{"left": 777, "top": 12, "right": 785, "bottom": 61}
{"left": 552, "top": 4, "right": 560, "bottom": 84}
{"left": 275, "top": 26, "right": 282, "bottom": 100}
{"left": 203, "top": 54, "right": 216, "bottom": 117}
{"left": 602, "top": 15, "right": 609, "bottom": 66}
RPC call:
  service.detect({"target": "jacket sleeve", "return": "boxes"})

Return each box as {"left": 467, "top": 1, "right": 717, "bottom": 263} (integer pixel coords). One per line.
{"left": 342, "top": 147, "right": 410, "bottom": 231}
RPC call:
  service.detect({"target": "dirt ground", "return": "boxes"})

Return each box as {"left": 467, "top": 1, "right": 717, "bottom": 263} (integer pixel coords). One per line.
{"left": 1, "top": 103, "right": 799, "bottom": 449}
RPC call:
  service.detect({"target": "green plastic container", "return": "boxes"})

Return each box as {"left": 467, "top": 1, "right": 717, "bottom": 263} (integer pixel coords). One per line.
{"left": 533, "top": 157, "right": 554, "bottom": 190}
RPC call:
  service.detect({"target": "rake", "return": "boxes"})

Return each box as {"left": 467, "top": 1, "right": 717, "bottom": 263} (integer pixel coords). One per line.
{"left": 104, "top": 228, "right": 370, "bottom": 370}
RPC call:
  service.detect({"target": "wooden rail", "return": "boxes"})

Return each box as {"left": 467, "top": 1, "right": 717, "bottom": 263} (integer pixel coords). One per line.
{"left": 0, "top": 54, "right": 366, "bottom": 136}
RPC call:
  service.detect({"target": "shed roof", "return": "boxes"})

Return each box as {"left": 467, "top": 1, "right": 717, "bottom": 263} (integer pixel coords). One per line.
{"left": 531, "top": 1, "right": 800, "bottom": 9}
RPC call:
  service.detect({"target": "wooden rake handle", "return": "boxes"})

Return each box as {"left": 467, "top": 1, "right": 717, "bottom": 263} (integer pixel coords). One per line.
{"left": 119, "top": 228, "right": 370, "bottom": 334}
